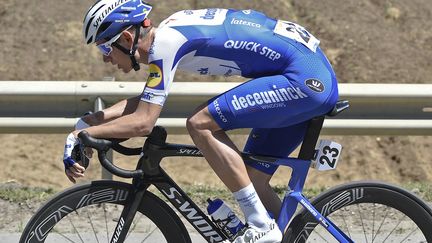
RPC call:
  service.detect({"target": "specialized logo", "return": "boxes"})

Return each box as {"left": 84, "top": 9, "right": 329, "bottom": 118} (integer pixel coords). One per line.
{"left": 224, "top": 40, "right": 281, "bottom": 61}
{"left": 112, "top": 217, "right": 125, "bottom": 243}
{"left": 146, "top": 60, "right": 164, "bottom": 90}
{"left": 93, "top": 0, "right": 131, "bottom": 28}
{"left": 230, "top": 18, "right": 261, "bottom": 28}
{"left": 305, "top": 79, "right": 325, "bottom": 93}
{"left": 231, "top": 86, "right": 308, "bottom": 111}
{"left": 161, "top": 186, "right": 224, "bottom": 243}
{"left": 200, "top": 8, "right": 217, "bottom": 20}
{"left": 178, "top": 148, "right": 203, "bottom": 156}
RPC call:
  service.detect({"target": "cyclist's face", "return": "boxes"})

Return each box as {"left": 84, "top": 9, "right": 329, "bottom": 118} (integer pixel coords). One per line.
{"left": 97, "top": 34, "right": 134, "bottom": 73}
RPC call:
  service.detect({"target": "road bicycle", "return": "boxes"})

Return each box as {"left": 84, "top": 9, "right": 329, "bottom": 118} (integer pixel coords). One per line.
{"left": 20, "top": 100, "right": 432, "bottom": 243}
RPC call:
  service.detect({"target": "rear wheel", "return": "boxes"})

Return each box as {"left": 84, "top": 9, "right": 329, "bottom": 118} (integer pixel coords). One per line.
{"left": 284, "top": 181, "right": 432, "bottom": 243}
{"left": 20, "top": 180, "right": 191, "bottom": 243}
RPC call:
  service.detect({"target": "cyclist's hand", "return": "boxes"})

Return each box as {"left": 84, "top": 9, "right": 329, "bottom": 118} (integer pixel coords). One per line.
{"left": 75, "top": 114, "right": 94, "bottom": 165}
{"left": 63, "top": 133, "right": 86, "bottom": 183}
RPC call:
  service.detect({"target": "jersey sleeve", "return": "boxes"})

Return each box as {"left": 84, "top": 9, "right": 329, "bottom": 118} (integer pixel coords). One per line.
{"left": 140, "top": 26, "right": 189, "bottom": 106}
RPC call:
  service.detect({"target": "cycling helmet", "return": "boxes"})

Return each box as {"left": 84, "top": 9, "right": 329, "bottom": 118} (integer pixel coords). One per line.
{"left": 83, "top": 0, "right": 153, "bottom": 44}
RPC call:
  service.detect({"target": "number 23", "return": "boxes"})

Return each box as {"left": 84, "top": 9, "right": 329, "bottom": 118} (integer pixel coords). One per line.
{"left": 319, "top": 146, "right": 339, "bottom": 168}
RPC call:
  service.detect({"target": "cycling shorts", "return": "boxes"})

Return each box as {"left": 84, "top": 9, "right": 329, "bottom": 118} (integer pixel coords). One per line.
{"left": 208, "top": 48, "right": 339, "bottom": 175}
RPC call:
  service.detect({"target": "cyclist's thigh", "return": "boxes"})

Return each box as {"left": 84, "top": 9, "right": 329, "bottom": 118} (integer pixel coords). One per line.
{"left": 208, "top": 57, "right": 338, "bottom": 130}
{"left": 243, "top": 122, "right": 308, "bottom": 175}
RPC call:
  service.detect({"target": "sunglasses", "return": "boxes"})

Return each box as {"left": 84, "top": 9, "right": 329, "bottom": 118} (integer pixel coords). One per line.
{"left": 96, "top": 32, "right": 123, "bottom": 56}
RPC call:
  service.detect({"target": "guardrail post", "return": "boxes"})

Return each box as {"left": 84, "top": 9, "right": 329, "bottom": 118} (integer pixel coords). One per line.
{"left": 94, "top": 97, "right": 113, "bottom": 180}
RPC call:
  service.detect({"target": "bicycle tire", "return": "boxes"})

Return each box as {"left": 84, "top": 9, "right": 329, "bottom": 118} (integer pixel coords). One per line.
{"left": 283, "top": 181, "right": 432, "bottom": 243}
{"left": 20, "top": 180, "right": 191, "bottom": 243}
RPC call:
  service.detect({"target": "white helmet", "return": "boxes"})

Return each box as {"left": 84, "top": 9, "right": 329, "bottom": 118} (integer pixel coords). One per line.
{"left": 83, "top": 0, "right": 153, "bottom": 44}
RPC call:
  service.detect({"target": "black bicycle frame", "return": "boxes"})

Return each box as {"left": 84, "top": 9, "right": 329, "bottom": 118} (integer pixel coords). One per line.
{"left": 102, "top": 127, "right": 286, "bottom": 243}
{"left": 80, "top": 118, "right": 325, "bottom": 243}
{"left": 104, "top": 128, "right": 231, "bottom": 243}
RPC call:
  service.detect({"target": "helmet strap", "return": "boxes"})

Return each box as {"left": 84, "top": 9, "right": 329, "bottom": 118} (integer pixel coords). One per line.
{"left": 112, "top": 23, "right": 152, "bottom": 71}
{"left": 127, "top": 24, "right": 141, "bottom": 71}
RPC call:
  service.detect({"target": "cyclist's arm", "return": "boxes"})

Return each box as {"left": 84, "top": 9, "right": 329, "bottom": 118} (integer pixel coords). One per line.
{"left": 82, "top": 95, "right": 141, "bottom": 126}
{"left": 77, "top": 100, "right": 162, "bottom": 138}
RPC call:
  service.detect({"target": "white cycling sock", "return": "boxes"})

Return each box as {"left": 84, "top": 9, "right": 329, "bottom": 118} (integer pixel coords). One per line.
{"left": 234, "top": 183, "right": 272, "bottom": 230}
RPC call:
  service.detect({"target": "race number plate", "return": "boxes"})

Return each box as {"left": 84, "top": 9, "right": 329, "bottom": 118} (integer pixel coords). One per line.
{"left": 311, "top": 140, "right": 342, "bottom": 171}
{"left": 274, "top": 20, "right": 320, "bottom": 53}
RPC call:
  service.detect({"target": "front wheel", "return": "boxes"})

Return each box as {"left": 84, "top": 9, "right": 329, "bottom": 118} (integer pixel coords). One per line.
{"left": 283, "top": 181, "right": 432, "bottom": 243}
{"left": 20, "top": 180, "right": 191, "bottom": 243}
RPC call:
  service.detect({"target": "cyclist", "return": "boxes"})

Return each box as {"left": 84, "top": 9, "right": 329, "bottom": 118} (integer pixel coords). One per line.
{"left": 64, "top": 1, "right": 339, "bottom": 242}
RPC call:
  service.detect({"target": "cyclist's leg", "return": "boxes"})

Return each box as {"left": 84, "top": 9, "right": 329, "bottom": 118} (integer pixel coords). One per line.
{"left": 187, "top": 103, "right": 252, "bottom": 191}
{"left": 187, "top": 102, "right": 276, "bottom": 231}
{"left": 188, "top": 50, "right": 338, "bottom": 240}
{"left": 244, "top": 122, "right": 308, "bottom": 220}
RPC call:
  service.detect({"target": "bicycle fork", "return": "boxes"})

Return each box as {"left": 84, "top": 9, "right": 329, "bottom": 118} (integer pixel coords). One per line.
{"left": 110, "top": 183, "right": 150, "bottom": 243}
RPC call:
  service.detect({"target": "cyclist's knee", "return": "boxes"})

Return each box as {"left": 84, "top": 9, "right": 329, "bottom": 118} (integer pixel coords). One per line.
{"left": 186, "top": 107, "right": 220, "bottom": 135}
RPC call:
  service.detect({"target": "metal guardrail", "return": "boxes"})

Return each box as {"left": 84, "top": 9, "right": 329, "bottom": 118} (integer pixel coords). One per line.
{"left": 1, "top": 81, "right": 432, "bottom": 135}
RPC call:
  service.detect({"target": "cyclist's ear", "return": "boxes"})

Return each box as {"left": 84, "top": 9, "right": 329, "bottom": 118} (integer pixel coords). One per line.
{"left": 120, "top": 30, "right": 134, "bottom": 47}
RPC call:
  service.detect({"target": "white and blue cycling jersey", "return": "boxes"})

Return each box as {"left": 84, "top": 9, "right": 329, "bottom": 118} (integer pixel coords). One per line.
{"left": 142, "top": 8, "right": 339, "bottom": 175}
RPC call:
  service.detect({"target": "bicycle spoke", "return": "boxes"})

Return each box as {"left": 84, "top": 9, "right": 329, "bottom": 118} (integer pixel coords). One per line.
{"left": 103, "top": 204, "right": 109, "bottom": 243}
{"left": 371, "top": 203, "right": 376, "bottom": 243}
{"left": 87, "top": 210, "right": 100, "bottom": 243}
{"left": 400, "top": 226, "right": 420, "bottom": 243}
{"left": 68, "top": 213, "right": 85, "bottom": 243}
{"left": 21, "top": 183, "right": 186, "bottom": 243}
{"left": 125, "top": 211, "right": 143, "bottom": 240}
{"left": 56, "top": 230, "right": 78, "bottom": 243}
{"left": 140, "top": 226, "right": 159, "bottom": 243}
{"left": 356, "top": 204, "right": 369, "bottom": 243}
{"left": 338, "top": 208, "right": 352, "bottom": 239}
{"left": 372, "top": 206, "right": 389, "bottom": 242}
{"left": 382, "top": 214, "right": 405, "bottom": 243}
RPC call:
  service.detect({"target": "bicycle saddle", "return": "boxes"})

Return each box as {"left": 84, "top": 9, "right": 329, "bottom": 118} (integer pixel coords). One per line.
{"left": 327, "top": 100, "right": 350, "bottom": 117}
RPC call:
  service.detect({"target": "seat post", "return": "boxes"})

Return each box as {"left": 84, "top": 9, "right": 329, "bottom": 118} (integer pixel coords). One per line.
{"left": 298, "top": 116, "right": 325, "bottom": 160}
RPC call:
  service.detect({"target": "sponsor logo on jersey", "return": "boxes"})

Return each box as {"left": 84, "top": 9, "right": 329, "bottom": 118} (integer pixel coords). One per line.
{"left": 146, "top": 60, "right": 164, "bottom": 90}
{"left": 224, "top": 40, "right": 282, "bottom": 61}
{"left": 230, "top": 18, "right": 261, "bottom": 28}
{"left": 142, "top": 91, "right": 155, "bottom": 101}
{"left": 231, "top": 85, "right": 308, "bottom": 111}
{"left": 242, "top": 10, "right": 252, "bottom": 15}
{"left": 305, "top": 79, "right": 325, "bottom": 93}
{"left": 200, "top": 8, "right": 217, "bottom": 20}
{"left": 213, "top": 98, "right": 228, "bottom": 123}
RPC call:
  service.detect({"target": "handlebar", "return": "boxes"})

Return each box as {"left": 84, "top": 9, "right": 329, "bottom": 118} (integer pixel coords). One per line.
{"left": 78, "top": 131, "right": 144, "bottom": 179}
